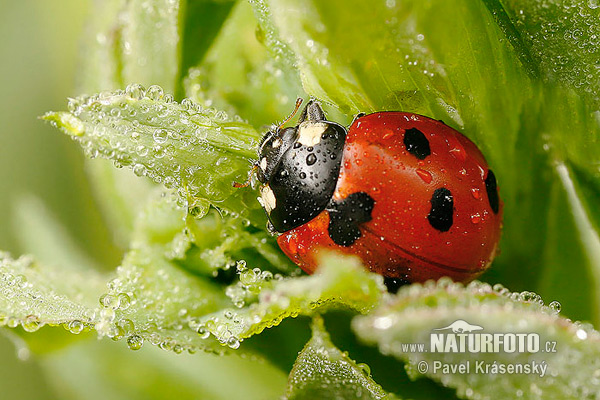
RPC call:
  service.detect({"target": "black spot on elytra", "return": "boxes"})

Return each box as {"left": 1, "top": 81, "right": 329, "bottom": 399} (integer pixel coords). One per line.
{"left": 327, "top": 192, "right": 375, "bottom": 246}
{"left": 384, "top": 276, "right": 410, "bottom": 294}
{"left": 427, "top": 187, "right": 453, "bottom": 232}
{"left": 485, "top": 169, "right": 499, "bottom": 214}
{"left": 403, "top": 128, "right": 431, "bottom": 160}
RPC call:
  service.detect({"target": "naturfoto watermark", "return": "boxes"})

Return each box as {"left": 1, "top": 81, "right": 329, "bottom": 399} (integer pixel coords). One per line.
{"left": 398, "top": 319, "right": 557, "bottom": 354}
{"left": 396, "top": 319, "right": 556, "bottom": 377}
{"left": 416, "top": 360, "right": 548, "bottom": 377}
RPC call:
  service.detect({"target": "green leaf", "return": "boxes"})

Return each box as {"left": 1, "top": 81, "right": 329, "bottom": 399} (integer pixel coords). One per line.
{"left": 284, "top": 316, "right": 397, "bottom": 400}
{"left": 43, "top": 87, "right": 264, "bottom": 225}
{"left": 491, "top": 0, "right": 600, "bottom": 109}
{"left": 185, "top": 1, "right": 305, "bottom": 127}
{"left": 180, "top": 209, "right": 296, "bottom": 277}
{"left": 353, "top": 279, "right": 600, "bottom": 399}
{"left": 12, "top": 195, "right": 101, "bottom": 273}
{"left": 84, "top": 160, "right": 155, "bottom": 246}
{"left": 76, "top": 0, "right": 124, "bottom": 92}
{"left": 200, "top": 254, "right": 383, "bottom": 347}
{"left": 177, "top": 0, "right": 236, "bottom": 97}
{"left": 42, "top": 337, "right": 287, "bottom": 400}
{"left": 120, "top": 0, "right": 182, "bottom": 93}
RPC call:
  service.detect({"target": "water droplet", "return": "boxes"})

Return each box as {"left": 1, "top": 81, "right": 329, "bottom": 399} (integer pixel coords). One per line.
{"left": 549, "top": 300, "right": 562, "bottom": 313}
{"left": 127, "top": 334, "right": 144, "bottom": 350}
{"left": 471, "top": 188, "right": 481, "bottom": 199}
{"left": 146, "top": 85, "right": 164, "bottom": 101}
{"left": 576, "top": 329, "right": 588, "bottom": 340}
{"left": 357, "top": 363, "right": 371, "bottom": 376}
{"left": 67, "top": 320, "right": 84, "bottom": 334}
{"left": 227, "top": 336, "right": 240, "bottom": 349}
{"left": 236, "top": 260, "right": 247, "bottom": 272}
{"left": 471, "top": 214, "right": 481, "bottom": 224}
{"left": 306, "top": 153, "right": 317, "bottom": 165}
{"left": 133, "top": 164, "right": 147, "bottom": 177}
{"left": 22, "top": 315, "right": 41, "bottom": 332}
{"left": 125, "top": 83, "right": 145, "bottom": 100}
{"left": 153, "top": 129, "right": 168, "bottom": 144}
{"left": 197, "top": 324, "right": 210, "bottom": 339}
{"left": 99, "top": 293, "right": 119, "bottom": 309}
{"left": 117, "top": 293, "right": 131, "bottom": 310}
{"left": 415, "top": 168, "right": 432, "bottom": 183}
{"left": 240, "top": 269, "right": 258, "bottom": 285}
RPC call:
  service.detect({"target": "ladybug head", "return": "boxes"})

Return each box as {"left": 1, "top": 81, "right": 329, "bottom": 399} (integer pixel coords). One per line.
{"left": 255, "top": 101, "right": 347, "bottom": 233}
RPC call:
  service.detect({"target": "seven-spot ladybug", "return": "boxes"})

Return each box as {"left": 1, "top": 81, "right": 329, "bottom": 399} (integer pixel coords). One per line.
{"left": 255, "top": 100, "right": 502, "bottom": 293}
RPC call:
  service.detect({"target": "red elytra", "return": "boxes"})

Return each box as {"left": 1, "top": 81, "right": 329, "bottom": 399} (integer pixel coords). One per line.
{"left": 274, "top": 112, "right": 503, "bottom": 284}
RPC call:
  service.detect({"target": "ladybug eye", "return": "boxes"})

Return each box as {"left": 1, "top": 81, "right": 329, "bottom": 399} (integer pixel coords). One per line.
{"left": 258, "top": 130, "right": 277, "bottom": 154}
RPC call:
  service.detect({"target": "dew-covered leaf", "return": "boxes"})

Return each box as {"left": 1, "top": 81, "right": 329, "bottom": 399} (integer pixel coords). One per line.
{"left": 494, "top": 87, "right": 600, "bottom": 322}
{"left": 353, "top": 279, "right": 600, "bottom": 399}
{"left": 94, "top": 246, "right": 232, "bottom": 354}
{"left": 0, "top": 253, "right": 102, "bottom": 330}
{"left": 284, "top": 316, "right": 397, "bottom": 400}
{"left": 132, "top": 188, "right": 294, "bottom": 275}
{"left": 490, "top": 0, "right": 600, "bottom": 109}
{"left": 185, "top": 1, "right": 305, "bottom": 127}
{"left": 2, "top": 191, "right": 280, "bottom": 356}
{"left": 539, "top": 163, "right": 600, "bottom": 323}
{"left": 92, "top": 192, "right": 250, "bottom": 354}
{"left": 43, "top": 87, "right": 264, "bottom": 225}
{"left": 200, "top": 254, "right": 383, "bottom": 348}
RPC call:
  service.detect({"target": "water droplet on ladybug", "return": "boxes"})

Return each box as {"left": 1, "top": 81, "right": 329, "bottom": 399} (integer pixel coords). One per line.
{"left": 415, "top": 168, "right": 432, "bottom": 183}
{"left": 299, "top": 172, "right": 307, "bottom": 179}
{"left": 306, "top": 153, "right": 317, "bottom": 165}
{"left": 471, "top": 214, "right": 481, "bottom": 224}
{"left": 471, "top": 188, "right": 481, "bottom": 199}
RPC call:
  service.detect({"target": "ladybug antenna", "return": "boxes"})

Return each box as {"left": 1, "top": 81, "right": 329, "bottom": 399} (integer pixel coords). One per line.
{"left": 278, "top": 98, "right": 304, "bottom": 131}
{"left": 233, "top": 164, "right": 258, "bottom": 188}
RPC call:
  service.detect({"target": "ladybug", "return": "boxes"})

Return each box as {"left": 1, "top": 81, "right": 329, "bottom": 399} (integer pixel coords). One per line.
{"left": 255, "top": 100, "right": 502, "bottom": 293}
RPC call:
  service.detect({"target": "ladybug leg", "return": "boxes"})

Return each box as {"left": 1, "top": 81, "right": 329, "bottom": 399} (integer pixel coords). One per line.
{"left": 326, "top": 192, "right": 375, "bottom": 246}
{"left": 232, "top": 164, "right": 258, "bottom": 188}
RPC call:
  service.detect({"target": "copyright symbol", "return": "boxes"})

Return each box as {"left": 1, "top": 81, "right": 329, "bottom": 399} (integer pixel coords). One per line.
{"left": 417, "top": 361, "right": 428, "bottom": 374}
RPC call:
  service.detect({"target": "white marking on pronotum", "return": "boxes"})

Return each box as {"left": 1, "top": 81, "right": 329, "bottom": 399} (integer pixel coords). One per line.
{"left": 297, "top": 121, "right": 327, "bottom": 147}
{"left": 272, "top": 138, "right": 282, "bottom": 148}
{"left": 259, "top": 157, "right": 268, "bottom": 172}
{"left": 260, "top": 185, "right": 277, "bottom": 214}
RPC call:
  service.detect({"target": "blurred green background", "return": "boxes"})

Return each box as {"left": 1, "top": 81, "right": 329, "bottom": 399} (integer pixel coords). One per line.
{"left": 0, "top": 1, "right": 114, "bottom": 397}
